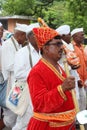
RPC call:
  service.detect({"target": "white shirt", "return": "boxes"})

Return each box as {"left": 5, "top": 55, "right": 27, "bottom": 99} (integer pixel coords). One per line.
{"left": 14, "top": 43, "right": 41, "bottom": 81}
{"left": 59, "top": 41, "right": 80, "bottom": 99}
{"left": 1, "top": 36, "right": 21, "bottom": 93}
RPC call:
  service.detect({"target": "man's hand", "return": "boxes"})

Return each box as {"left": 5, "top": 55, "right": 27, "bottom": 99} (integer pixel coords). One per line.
{"left": 61, "top": 76, "right": 75, "bottom": 92}
{"left": 84, "top": 80, "right": 87, "bottom": 88}
{"left": 78, "top": 80, "right": 83, "bottom": 88}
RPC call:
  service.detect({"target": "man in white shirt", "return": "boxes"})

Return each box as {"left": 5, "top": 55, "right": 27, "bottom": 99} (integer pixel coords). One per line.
{"left": 0, "top": 22, "right": 5, "bottom": 130}
{"left": 12, "top": 23, "right": 41, "bottom": 130}
{"left": 1, "top": 23, "right": 28, "bottom": 129}
{"left": 56, "top": 25, "right": 86, "bottom": 111}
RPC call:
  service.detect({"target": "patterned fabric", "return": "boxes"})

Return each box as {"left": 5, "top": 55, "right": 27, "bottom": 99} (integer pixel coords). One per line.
{"left": 33, "top": 27, "right": 58, "bottom": 49}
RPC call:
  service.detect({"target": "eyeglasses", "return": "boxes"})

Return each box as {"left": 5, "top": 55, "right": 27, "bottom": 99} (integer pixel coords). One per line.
{"left": 45, "top": 42, "right": 63, "bottom": 47}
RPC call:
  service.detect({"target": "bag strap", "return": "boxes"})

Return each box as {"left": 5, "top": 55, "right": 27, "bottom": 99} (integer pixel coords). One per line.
{"left": 27, "top": 44, "right": 33, "bottom": 68}
{"left": 11, "top": 36, "right": 18, "bottom": 51}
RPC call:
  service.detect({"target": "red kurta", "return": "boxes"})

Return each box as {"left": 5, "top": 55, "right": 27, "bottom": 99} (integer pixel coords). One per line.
{"left": 27, "top": 58, "right": 76, "bottom": 130}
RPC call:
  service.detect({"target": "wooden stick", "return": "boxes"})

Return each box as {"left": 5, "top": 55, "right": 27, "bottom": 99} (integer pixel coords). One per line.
{"left": 63, "top": 60, "right": 85, "bottom": 130}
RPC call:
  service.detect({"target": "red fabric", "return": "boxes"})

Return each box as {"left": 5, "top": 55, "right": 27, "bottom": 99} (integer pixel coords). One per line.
{"left": 27, "top": 59, "right": 75, "bottom": 130}
{"left": 33, "top": 27, "right": 58, "bottom": 49}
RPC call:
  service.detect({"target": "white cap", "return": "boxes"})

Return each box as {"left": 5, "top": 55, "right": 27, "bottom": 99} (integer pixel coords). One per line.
{"left": 71, "top": 28, "right": 83, "bottom": 36}
{"left": 56, "top": 25, "right": 70, "bottom": 35}
{"left": 0, "top": 22, "right": 3, "bottom": 27}
{"left": 76, "top": 110, "right": 87, "bottom": 124}
{"left": 26, "top": 23, "right": 40, "bottom": 34}
{"left": 15, "top": 23, "right": 28, "bottom": 33}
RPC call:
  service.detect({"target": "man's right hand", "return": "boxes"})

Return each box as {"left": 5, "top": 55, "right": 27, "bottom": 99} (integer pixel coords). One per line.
{"left": 61, "top": 76, "right": 75, "bottom": 92}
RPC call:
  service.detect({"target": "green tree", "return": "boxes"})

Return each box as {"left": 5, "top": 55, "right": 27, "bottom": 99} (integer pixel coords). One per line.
{"left": 1, "top": 0, "right": 67, "bottom": 29}
{"left": 43, "top": 1, "right": 67, "bottom": 28}
{"left": 66, "top": 0, "right": 87, "bottom": 34}
{"left": 1, "top": 0, "right": 54, "bottom": 16}
{"left": 2, "top": 0, "right": 87, "bottom": 33}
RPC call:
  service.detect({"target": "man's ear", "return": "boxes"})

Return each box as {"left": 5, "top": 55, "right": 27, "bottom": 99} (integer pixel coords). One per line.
{"left": 42, "top": 45, "right": 49, "bottom": 54}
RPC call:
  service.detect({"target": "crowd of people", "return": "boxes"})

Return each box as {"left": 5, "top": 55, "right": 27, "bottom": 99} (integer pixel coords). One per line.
{"left": 0, "top": 20, "right": 87, "bottom": 130}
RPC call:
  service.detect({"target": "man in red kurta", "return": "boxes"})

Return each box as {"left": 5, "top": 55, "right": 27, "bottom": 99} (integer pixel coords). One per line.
{"left": 27, "top": 27, "right": 76, "bottom": 130}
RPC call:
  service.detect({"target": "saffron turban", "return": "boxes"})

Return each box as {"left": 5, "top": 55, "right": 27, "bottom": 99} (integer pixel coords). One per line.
{"left": 33, "top": 27, "right": 59, "bottom": 49}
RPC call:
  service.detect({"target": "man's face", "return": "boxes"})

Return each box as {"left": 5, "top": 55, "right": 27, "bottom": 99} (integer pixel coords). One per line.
{"left": 74, "top": 32, "right": 84, "bottom": 44}
{"left": 28, "top": 32, "right": 37, "bottom": 47}
{"left": 19, "top": 32, "right": 27, "bottom": 44}
{"left": 44, "top": 38, "right": 63, "bottom": 62}
{"left": 62, "top": 33, "right": 71, "bottom": 44}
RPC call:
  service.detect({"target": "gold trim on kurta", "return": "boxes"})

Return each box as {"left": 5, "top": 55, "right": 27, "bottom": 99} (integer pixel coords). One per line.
{"left": 41, "top": 58, "right": 65, "bottom": 81}
{"left": 33, "top": 109, "right": 76, "bottom": 122}
{"left": 33, "top": 117, "right": 75, "bottom": 127}
{"left": 57, "top": 85, "right": 67, "bottom": 100}
{"left": 49, "top": 119, "right": 74, "bottom": 127}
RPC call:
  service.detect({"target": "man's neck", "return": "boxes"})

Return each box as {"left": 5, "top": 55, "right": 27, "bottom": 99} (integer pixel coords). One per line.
{"left": 73, "top": 40, "right": 82, "bottom": 47}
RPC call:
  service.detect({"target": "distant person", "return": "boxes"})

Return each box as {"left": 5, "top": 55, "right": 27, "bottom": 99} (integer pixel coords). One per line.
{"left": 1, "top": 23, "right": 28, "bottom": 129}
{"left": 12, "top": 23, "right": 41, "bottom": 130}
{"left": 71, "top": 28, "right": 87, "bottom": 110}
{"left": 56, "top": 25, "right": 85, "bottom": 111}
{"left": 0, "top": 22, "right": 5, "bottom": 130}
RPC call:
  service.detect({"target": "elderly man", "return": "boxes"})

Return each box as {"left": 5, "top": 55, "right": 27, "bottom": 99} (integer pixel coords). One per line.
{"left": 0, "top": 21, "right": 5, "bottom": 130}
{"left": 1, "top": 23, "right": 28, "bottom": 129}
{"left": 27, "top": 27, "right": 76, "bottom": 130}
{"left": 12, "top": 23, "right": 41, "bottom": 130}
{"left": 71, "top": 28, "right": 87, "bottom": 110}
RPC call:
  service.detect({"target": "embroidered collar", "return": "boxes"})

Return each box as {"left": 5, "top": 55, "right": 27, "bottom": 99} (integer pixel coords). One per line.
{"left": 41, "top": 58, "right": 65, "bottom": 81}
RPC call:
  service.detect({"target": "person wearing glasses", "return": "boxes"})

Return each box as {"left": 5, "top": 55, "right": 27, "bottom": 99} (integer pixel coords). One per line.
{"left": 27, "top": 27, "right": 76, "bottom": 130}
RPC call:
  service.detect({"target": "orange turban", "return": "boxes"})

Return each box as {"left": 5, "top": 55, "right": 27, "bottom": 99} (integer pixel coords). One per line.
{"left": 33, "top": 27, "right": 59, "bottom": 49}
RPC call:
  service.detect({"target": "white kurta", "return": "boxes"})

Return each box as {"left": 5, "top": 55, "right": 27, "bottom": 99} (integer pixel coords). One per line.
{"left": 1, "top": 36, "right": 22, "bottom": 128}
{"left": 14, "top": 43, "right": 41, "bottom": 81}
{"left": 13, "top": 43, "right": 41, "bottom": 130}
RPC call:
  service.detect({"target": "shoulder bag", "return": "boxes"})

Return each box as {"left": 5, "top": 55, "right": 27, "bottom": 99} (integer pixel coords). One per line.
{"left": 6, "top": 44, "right": 33, "bottom": 116}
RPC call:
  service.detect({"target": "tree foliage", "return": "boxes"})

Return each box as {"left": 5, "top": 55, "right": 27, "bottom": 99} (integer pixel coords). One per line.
{"left": 1, "top": 0, "right": 54, "bottom": 16}
{"left": 43, "top": 1, "right": 66, "bottom": 28}
{"left": 1, "top": 0, "right": 87, "bottom": 33}
{"left": 66, "top": 0, "right": 87, "bottom": 34}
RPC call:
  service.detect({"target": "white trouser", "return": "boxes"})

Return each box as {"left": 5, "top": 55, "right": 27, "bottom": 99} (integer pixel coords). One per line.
{"left": 12, "top": 104, "right": 33, "bottom": 130}
{"left": 78, "top": 87, "right": 86, "bottom": 111}
{"left": 3, "top": 108, "right": 17, "bottom": 128}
